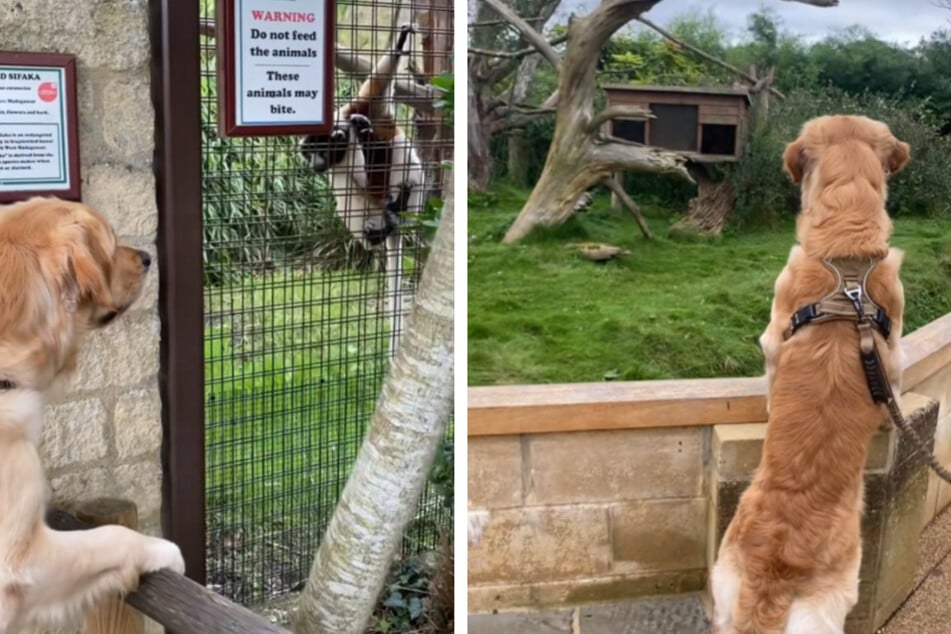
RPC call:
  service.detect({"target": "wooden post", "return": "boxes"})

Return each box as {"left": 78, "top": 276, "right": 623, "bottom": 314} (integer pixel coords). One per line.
{"left": 78, "top": 498, "right": 146, "bottom": 634}
{"left": 610, "top": 171, "right": 625, "bottom": 213}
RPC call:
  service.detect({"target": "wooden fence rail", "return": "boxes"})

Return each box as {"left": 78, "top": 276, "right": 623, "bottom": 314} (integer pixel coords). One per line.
{"left": 47, "top": 499, "right": 290, "bottom": 634}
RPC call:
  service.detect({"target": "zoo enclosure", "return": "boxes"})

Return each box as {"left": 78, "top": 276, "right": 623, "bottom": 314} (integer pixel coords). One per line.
{"left": 156, "top": 0, "right": 453, "bottom": 618}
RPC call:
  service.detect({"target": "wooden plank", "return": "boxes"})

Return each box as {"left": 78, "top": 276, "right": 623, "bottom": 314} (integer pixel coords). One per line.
{"left": 903, "top": 312, "right": 951, "bottom": 389}
{"left": 46, "top": 510, "right": 291, "bottom": 634}
{"left": 602, "top": 83, "right": 749, "bottom": 98}
{"left": 81, "top": 499, "right": 145, "bottom": 634}
{"left": 681, "top": 152, "right": 738, "bottom": 163}
{"left": 698, "top": 104, "right": 741, "bottom": 116}
{"left": 469, "top": 377, "right": 768, "bottom": 436}
{"left": 698, "top": 114, "right": 741, "bottom": 126}
{"left": 468, "top": 317, "right": 951, "bottom": 437}
{"left": 603, "top": 93, "right": 649, "bottom": 108}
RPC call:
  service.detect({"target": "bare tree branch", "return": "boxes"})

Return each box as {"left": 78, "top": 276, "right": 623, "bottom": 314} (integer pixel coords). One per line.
{"left": 469, "top": 15, "right": 553, "bottom": 27}
{"left": 587, "top": 105, "right": 654, "bottom": 133}
{"left": 470, "top": 33, "right": 568, "bottom": 60}
{"left": 590, "top": 141, "right": 692, "bottom": 182}
{"left": 635, "top": 15, "right": 786, "bottom": 100}
{"left": 777, "top": 0, "right": 839, "bottom": 6}
{"left": 603, "top": 176, "right": 652, "bottom": 239}
{"left": 481, "top": 0, "right": 563, "bottom": 71}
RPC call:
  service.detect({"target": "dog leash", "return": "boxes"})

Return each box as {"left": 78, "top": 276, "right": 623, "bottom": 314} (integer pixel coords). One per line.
{"left": 846, "top": 286, "right": 951, "bottom": 484}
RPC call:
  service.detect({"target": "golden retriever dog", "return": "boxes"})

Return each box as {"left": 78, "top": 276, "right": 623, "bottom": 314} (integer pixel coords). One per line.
{"left": 710, "top": 115, "right": 910, "bottom": 634}
{"left": 0, "top": 198, "right": 185, "bottom": 633}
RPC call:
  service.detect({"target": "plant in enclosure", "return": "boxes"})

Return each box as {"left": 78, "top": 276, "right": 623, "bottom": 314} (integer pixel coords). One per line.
{"left": 731, "top": 88, "right": 951, "bottom": 229}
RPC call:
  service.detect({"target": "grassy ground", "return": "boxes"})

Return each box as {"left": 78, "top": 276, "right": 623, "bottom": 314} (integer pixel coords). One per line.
{"left": 203, "top": 269, "right": 449, "bottom": 608}
{"left": 468, "top": 185, "right": 951, "bottom": 386}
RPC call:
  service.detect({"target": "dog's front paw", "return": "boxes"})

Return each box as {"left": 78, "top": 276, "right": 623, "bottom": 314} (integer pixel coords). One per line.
{"left": 141, "top": 537, "right": 185, "bottom": 575}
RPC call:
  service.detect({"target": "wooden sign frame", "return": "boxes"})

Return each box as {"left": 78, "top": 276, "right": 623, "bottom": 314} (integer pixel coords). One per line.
{"left": 0, "top": 51, "right": 80, "bottom": 203}
{"left": 216, "top": 0, "right": 336, "bottom": 137}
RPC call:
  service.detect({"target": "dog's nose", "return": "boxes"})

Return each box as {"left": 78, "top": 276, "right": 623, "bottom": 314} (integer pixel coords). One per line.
{"left": 137, "top": 250, "right": 152, "bottom": 269}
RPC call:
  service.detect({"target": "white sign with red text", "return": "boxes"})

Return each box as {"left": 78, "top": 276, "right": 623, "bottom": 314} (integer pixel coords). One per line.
{"left": 0, "top": 66, "right": 70, "bottom": 193}
{"left": 235, "top": 0, "right": 329, "bottom": 127}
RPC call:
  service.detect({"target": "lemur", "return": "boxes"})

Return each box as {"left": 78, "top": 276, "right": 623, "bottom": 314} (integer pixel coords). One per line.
{"left": 299, "top": 23, "right": 425, "bottom": 246}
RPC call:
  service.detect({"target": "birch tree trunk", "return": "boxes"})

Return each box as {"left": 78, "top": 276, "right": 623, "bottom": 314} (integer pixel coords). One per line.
{"left": 294, "top": 172, "right": 455, "bottom": 634}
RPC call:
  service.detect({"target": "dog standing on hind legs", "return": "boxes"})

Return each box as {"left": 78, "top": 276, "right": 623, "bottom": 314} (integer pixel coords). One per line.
{"left": 710, "top": 115, "right": 910, "bottom": 634}
{"left": 0, "top": 198, "right": 185, "bottom": 633}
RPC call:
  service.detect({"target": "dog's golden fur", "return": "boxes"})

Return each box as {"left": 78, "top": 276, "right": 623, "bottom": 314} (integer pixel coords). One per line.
{"left": 0, "top": 198, "right": 184, "bottom": 633}
{"left": 711, "top": 115, "right": 910, "bottom": 634}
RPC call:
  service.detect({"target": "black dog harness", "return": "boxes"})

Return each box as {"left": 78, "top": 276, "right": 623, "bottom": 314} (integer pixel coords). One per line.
{"left": 783, "top": 257, "right": 951, "bottom": 483}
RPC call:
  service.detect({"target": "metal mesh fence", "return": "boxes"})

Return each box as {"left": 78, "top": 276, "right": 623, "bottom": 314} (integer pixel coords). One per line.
{"left": 199, "top": 0, "right": 453, "bottom": 613}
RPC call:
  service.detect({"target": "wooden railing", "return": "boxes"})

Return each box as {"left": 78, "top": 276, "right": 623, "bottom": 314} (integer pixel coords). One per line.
{"left": 469, "top": 312, "right": 951, "bottom": 436}
{"left": 48, "top": 499, "right": 289, "bottom": 634}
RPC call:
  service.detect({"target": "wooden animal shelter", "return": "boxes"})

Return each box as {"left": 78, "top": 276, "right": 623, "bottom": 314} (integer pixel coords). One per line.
{"left": 602, "top": 84, "right": 751, "bottom": 160}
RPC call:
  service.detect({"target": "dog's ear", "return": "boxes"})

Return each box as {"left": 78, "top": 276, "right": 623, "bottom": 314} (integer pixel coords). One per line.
{"left": 887, "top": 139, "right": 910, "bottom": 175}
{"left": 783, "top": 138, "right": 805, "bottom": 184}
{"left": 63, "top": 225, "right": 113, "bottom": 310}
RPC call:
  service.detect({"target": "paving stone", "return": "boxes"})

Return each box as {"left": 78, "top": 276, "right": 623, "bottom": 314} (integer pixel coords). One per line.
{"left": 578, "top": 594, "right": 709, "bottom": 634}
{"left": 468, "top": 610, "right": 573, "bottom": 634}
{"left": 881, "top": 504, "right": 951, "bottom": 634}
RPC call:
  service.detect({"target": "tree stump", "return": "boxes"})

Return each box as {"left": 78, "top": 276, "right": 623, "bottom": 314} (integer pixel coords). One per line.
{"left": 669, "top": 162, "right": 735, "bottom": 239}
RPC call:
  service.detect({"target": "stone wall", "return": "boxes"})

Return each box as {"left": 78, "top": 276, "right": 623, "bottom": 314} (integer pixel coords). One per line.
{"left": 0, "top": 1, "right": 164, "bottom": 533}
{"left": 468, "top": 314, "right": 951, "bottom": 633}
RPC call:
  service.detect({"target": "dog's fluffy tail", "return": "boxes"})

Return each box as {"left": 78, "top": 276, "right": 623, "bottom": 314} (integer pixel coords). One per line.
{"left": 732, "top": 572, "right": 796, "bottom": 634}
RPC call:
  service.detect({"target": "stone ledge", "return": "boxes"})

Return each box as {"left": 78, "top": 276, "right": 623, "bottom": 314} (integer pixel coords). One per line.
{"left": 468, "top": 569, "right": 707, "bottom": 612}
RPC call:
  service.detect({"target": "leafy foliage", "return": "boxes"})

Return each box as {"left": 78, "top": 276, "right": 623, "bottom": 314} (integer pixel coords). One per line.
{"left": 369, "top": 441, "right": 453, "bottom": 634}
{"left": 731, "top": 88, "right": 951, "bottom": 229}
{"left": 201, "top": 74, "right": 352, "bottom": 284}
{"left": 487, "top": 7, "right": 951, "bottom": 226}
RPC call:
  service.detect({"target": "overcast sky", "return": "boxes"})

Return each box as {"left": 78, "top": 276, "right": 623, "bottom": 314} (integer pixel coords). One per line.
{"left": 550, "top": 0, "right": 950, "bottom": 45}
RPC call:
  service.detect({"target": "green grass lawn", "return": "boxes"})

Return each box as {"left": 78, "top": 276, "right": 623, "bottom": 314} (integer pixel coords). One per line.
{"left": 202, "top": 269, "right": 449, "bottom": 606}
{"left": 468, "top": 185, "right": 951, "bottom": 386}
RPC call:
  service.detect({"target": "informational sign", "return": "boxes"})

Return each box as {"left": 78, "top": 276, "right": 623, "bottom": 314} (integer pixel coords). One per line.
{"left": 217, "top": 0, "right": 335, "bottom": 137}
{"left": 0, "top": 52, "right": 80, "bottom": 202}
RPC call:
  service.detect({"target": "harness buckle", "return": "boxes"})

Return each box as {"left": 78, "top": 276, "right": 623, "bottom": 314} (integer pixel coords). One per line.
{"left": 844, "top": 285, "right": 864, "bottom": 316}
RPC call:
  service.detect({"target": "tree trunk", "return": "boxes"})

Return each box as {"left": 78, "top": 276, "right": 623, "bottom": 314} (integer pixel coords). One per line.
{"left": 670, "top": 163, "right": 735, "bottom": 237}
{"left": 507, "top": 132, "right": 532, "bottom": 186}
{"left": 293, "top": 172, "right": 455, "bottom": 634}
{"left": 502, "top": 0, "right": 690, "bottom": 244}
{"left": 505, "top": 54, "right": 543, "bottom": 186}
{"left": 468, "top": 66, "right": 494, "bottom": 191}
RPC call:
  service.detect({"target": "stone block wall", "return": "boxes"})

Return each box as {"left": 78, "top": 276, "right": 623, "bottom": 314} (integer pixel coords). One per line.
{"left": 469, "top": 399, "right": 942, "bottom": 631}
{"left": 0, "top": 1, "right": 164, "bottom": 533}
{"left": 468, "top": 428, "right": 709, "bottom": 612}
{"left": 910, "top": 362, "right": 951, "bottom": 523}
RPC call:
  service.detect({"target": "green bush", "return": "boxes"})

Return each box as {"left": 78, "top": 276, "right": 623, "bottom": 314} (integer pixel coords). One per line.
{"left": 731, "top": 88, "right": 951, "bottom": 229}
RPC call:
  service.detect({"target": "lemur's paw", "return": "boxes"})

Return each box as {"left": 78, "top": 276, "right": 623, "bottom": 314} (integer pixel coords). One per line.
{"left": 364, "top": 219, "right": 394, "bottom": 246}
{"left": 384, "top": 194, "right": 402, "bottom": 215}
{"left": 349, "top": 113, "right": 373, "bottom": 134}
{"left": 330, "top": 125, "right": 348, "bottom": 141}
